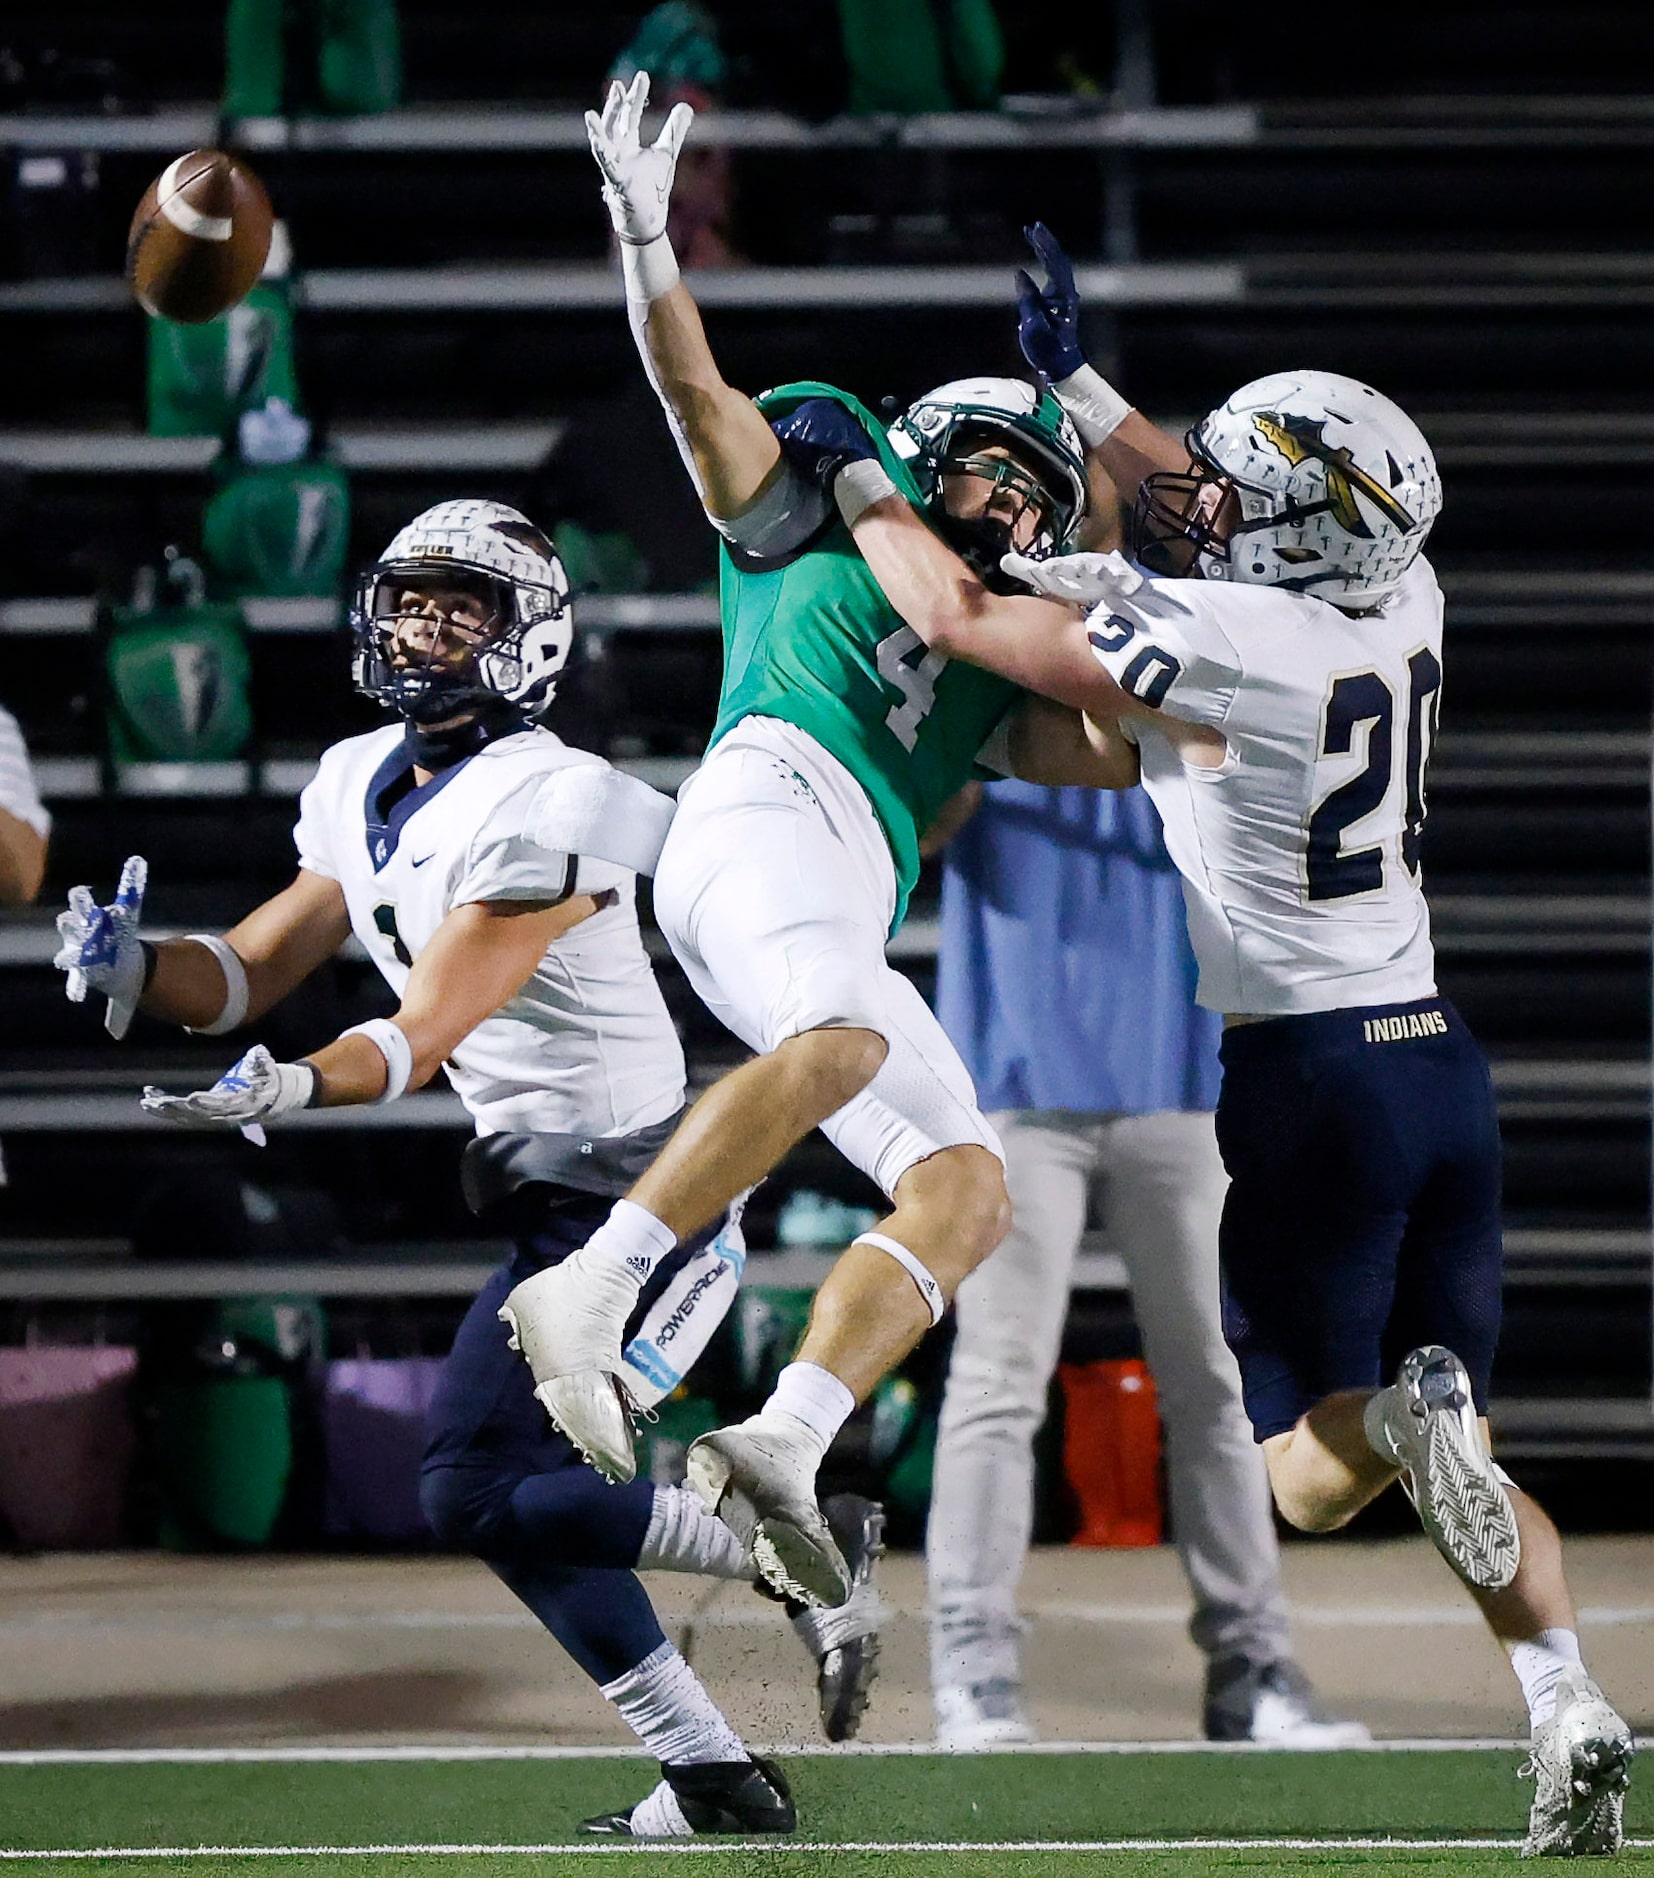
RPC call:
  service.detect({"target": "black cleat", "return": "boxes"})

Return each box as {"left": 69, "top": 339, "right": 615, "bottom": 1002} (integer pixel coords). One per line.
{"left": 766, "top": 1493, "right": 887, "bottom": 1742}
{"left": 580, "top": 1756, "right": 796, "bottom": 1837}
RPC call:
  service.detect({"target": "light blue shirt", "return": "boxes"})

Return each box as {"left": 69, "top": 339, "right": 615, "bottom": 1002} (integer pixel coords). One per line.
{"left": 936, "top": 781, "right": 1221, "bottom": 1115}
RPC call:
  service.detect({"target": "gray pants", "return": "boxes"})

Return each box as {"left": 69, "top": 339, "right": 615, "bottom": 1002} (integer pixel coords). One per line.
{"left": 926, "top": 1108, "right": 1292, "bottom": 1688}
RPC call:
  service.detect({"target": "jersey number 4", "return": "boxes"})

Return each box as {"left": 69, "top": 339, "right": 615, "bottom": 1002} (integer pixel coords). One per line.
{"left": 876, "top": 627, "right": 948, "bottom": 752}
{"left": 1306, "top": 649, "right": 1441, "bottom": 902}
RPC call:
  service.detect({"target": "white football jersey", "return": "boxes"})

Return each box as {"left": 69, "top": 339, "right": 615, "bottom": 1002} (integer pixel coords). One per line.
{"left": 1086, "top": 557, "right": 1444, "bottom": 1016}
{"left": 294, "top": 723, "right": 685, "bottom": 1135}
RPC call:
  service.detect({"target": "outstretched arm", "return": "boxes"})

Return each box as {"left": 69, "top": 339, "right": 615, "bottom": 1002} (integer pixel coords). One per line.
{"left": 587, "top": 73, "right": 779, "bottom": 523}
{"left": 1016, "top": 222, "right": 1190, "bottom": 498}
{"left": 838, "top": 468, "right": 1129, "bottom": 715}
{"left": 55, "top": 860, "right": 352, "bottom": 1040}
{"left": 306, "top": 893, "right": 606, "bottom": 1104}
{"left": 138, "top": 890, "right": 611, "bottom": 1135}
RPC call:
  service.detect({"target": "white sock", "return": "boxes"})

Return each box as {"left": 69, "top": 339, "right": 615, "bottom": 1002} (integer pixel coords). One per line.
{"left": 599, "top": 1640, "right": 748, "bottom": 1765}
{"left": 638, "top": 1485, "right": 755, "bottom": 1580}
{"left": 1509, "top": 1627, "right": 1584, "bottom": 1729}
{"left": 583, "top": 1199, "right": 678, "bottom": 1284}
{"left": 763, "top": 1361, "right": 855, "bottom": 1461}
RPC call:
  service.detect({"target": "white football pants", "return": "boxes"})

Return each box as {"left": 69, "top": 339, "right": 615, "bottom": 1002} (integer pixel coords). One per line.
{"left": 927, "top": 1108, "right": 1292, "bottom": 1688}
{"left": 654, "top": 717, "right": 1003, "bottom": 1199}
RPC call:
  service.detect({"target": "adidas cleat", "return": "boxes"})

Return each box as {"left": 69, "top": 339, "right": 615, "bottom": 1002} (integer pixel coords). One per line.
{"left": 497, "top": 1247, "right": 643, "bottom": 1484}
{"left": 581, "top": 1756, "right": 796, "bottom": 1838}
{"left": 1203, "top": 1655, "right": 1372, "bottom": 1748}
{"left": 1520, "top": 1668, "right": 1634, "bottom": 1856}
{"left": 687, "top": 1416, "right": 852, "bottom": 1610}
{"left": 1364, "top": 1344, "right": 1521, "bottom": 1591}
{"left": 772, "top": 1494, "right": 887, "bottom": 1741}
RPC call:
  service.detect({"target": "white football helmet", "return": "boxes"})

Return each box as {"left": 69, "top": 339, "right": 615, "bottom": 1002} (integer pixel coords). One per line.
{"left": 889, "top": 376, "right": 1088, "bottom": 585}
{"left": 1134, "top": 371, "right": 1441, "bottom": 606}
{"left": 350, "top": 499, "right": 573, "bottom": 721}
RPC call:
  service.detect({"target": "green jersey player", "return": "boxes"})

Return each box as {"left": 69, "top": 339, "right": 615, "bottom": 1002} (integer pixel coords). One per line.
{"left": 501, "top": 71, "right": 1130, "bottom": 1606}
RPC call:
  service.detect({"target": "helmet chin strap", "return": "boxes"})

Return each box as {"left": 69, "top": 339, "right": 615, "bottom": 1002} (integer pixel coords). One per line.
{"left": 936, "top": 510, "right": 1032, "bottom": 595}
{"left": 403, "top": 696, "right": 528, "bottom": 772}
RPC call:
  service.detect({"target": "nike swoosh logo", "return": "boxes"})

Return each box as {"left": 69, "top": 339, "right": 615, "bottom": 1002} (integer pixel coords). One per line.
{"left": 410, "top": 853, "right": 435, "bottom": 868}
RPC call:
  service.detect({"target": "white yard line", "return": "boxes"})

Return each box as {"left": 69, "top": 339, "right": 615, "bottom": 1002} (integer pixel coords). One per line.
{"left": 5, "top": 1838, "right": 1653, "bottom": 1860}
{"left": 0, "top": 1738, "right": 1545, "bottom": 1765}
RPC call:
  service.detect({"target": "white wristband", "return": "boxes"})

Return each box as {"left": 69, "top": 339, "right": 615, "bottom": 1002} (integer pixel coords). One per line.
{"left": 340, "top": 1018, "right": 414, "bottom": 1103}
{"left": 1053, "top": 363, "right": 1133, "bottom": 448}
{"left": 620, "top": 232, "right": 681, "bottom": 304}
{"left": 834, "top": 459, "right": 900, "bottom": 530}
{"left": 183, "top": 934, "right": 250, "bottom": 1037}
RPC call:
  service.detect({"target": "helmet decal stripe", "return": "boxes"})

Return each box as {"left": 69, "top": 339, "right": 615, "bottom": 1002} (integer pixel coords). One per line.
{"left": 1253, "top": 413, "right": 1419, "bottom": 536}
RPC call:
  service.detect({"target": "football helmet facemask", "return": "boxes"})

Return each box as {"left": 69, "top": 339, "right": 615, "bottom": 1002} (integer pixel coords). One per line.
{"left": 1133, "top": 371, "right": 1441, "bottom": 607}
{"left": 889, "top": 377, "right": 1088, "bottom": 592}
{"left": 350, "top": 500, "right": 573, "bottom": 723}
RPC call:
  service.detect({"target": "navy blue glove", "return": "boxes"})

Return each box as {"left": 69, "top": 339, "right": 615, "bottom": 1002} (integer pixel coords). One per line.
{"left": 770, "top": 397, "right": 878, "bottom": 491}
{"left": 1015, "top": 222, "right": 1085, "bottom": 382}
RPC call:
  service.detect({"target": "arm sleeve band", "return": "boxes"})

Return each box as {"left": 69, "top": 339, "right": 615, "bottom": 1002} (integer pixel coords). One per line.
{"left": 182, "top": 934, "right": 250, "bottom": 1037}
{"left": 834, "top": 459, "right": 900, "bottom": 529}
{"left": 340, "top": 1017, "right": 414, "bottom": 1103}
{"left": 717, "top": 452, "right": 834, "bottom": 556}
{"left": 1053, "top": 363, "right": 1134, "bottom": 448}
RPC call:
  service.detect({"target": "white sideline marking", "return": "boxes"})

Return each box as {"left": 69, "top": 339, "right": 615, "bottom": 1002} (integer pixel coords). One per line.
{"left": 0, "top": 1738, "right": 1541, "bottom": 1765}
{"left": 5, "top": 1839, "right": 1653, "bottom": 1860}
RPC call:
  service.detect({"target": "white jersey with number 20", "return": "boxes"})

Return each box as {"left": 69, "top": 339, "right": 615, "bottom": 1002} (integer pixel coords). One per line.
{"left": 1086, "top": 556, "right": 1444, "bottom": 1017}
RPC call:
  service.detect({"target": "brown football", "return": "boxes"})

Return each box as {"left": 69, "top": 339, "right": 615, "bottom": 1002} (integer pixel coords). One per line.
{"left": 126, "top": 149, "right": 274, "bottom": 324}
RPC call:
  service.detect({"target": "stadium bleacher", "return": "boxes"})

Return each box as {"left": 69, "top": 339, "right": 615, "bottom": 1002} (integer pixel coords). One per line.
{"left": 1, "top": 0, "right": 1650, "bottom": 1516}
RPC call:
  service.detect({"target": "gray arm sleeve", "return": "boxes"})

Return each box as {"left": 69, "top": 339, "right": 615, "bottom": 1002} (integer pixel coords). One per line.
{"left": 715, "top": 451, "right": 835, "bottom": 557}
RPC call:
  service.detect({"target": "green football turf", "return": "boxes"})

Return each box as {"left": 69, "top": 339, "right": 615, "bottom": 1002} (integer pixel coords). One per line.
{"left": 0, "top": 1750, "right": 1647, "bottom": 1876}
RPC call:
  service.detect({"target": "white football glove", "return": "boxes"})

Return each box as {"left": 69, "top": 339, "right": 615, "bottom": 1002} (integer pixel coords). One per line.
{"left": 585, "top": 69, "right": 694, "bottom": 246}
{"left": 999, "top": 549, "right": 1146, "bottom": 607}
{"left": 54, "top": 854, "right": 149, "bottom": 1040}
{"left": 140, "top": 1044, "right": 316, "bottom": 1147}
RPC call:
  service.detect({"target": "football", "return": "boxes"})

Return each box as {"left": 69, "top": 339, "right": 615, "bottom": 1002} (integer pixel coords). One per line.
{"left": 126, "top": 149, "right": 274, "bottom": 324}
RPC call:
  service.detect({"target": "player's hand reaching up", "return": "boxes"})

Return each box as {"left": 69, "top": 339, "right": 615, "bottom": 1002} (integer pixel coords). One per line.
{"left": 53, "top": 854, "right": 149, "bottom": 1039}
{"left": 1015, "top": 222, "right": 1086, "bottom": 382}
{"left": 1000, "top": 548, "right": 1145, "bottom": 606}
{"left": 140, "top": 1044, "right": 315, "bottom": 1147}
{"left": 586, "top": 70, "right": 694, "bottom": 247}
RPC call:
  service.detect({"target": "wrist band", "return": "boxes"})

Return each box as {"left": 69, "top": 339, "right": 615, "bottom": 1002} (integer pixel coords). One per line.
{"left": 834, "top": 459, "right": 900, "bottom": 530}
{"left": 620, "top": 232, "right": 680, "bottom": 304}
{"left": 341, "top": 1018, "right": 414, "bottom": 1103}
{"left": 183, "top": 934, "right": 250, "bottom": 1036}
{"left": 1053, "top": 363, "right": 1133, "bottom": 447}
{"left": 139, "top": 940, "right": 159, "bottom": 993}
{"left": 852, "top": 1231, "right": 945, "bottom": 1327}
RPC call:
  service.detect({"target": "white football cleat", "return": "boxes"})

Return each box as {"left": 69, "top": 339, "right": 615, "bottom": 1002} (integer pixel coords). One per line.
{"left": 934, "top": 1676, "right": 1034, "bottom": 1751}
{"left": 1364, "top": 1344, "right": 1520, "bottom": 1591}
{"left": 1520, "top": 1667, "right": 1634, "bottom": 1857}
{"left": 497, "top": 1247, "right": 644, "bottom": 1483}
{"left": 1203, "top": 1656, "right": 1371, "bottom": 1748}
{"left": 686, "top": 1416, "right": 851, "bottom": 1610}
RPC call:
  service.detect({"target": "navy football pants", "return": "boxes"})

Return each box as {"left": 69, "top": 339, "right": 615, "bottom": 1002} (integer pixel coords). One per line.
{"left": 1215, "top": 997, "right": 1504, "bottom": 1442}
{"left": 420, "top": 1197, "right": 664, "bottom": 1684}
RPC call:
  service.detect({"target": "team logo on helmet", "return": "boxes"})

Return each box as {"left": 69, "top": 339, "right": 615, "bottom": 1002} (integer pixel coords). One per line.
{"left": 1252, "top": 412, "right": 1418, "bottom": 538}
